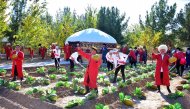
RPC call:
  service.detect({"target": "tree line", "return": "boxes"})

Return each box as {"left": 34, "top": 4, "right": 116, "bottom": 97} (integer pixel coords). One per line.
{"left": 0, "top": 0, "right": 190, "bottom": 51}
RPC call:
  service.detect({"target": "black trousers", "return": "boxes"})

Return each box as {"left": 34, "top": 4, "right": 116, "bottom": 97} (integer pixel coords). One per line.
{"left": 55, "top": 58, "right": 60, "bottom": 69}
{"left": 107, "top": 61, "right": 113, "bottom": 71}
{"left": 69, "top": 59, "right": 74, "bottom": 71}
{"left": 77, "top": 55, "right": 83, "bottom": 63}
{"left": 14, "top": 65, "right": 18, "bottom": 77}
{"left": 114, "top": 65, "right": 125, "bottom": 82}
{"left": 176, "top": 60, "right": 184, "bottom": 76}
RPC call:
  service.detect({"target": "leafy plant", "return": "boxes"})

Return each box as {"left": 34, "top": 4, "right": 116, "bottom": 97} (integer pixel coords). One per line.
{"left": 183, "top": 84, "right": 190, "bottom": 90}
{"left": 132, "top": 87, "right": 146, "bottom": 99}
{"left": 86, "top": 90, "right": 98, "bottom": 100}
{"left": 163, "top": 102, "right": 182, "bottom": 109}
{"left": 36, "top": 67, "right": 46, "bottom": 74}
{"left": 48, "top": 67, "right": 57, "bottom": 73}
{"left": 49, "top": 74, "right": 57, "bottom": 80}
{"left": 7, "top": 82, "right": 21, "bottom": 91}
{"left": 60, "top": 75, "right": 69, "bottom": 81}
{"left": 111, "top": 86, "right": 117, "bottom": 93}
{"left": 119, "top": 92, "right": 133, "bottom": 106}
{"left": 46, "top": 89, "right": 58, "bottom": 102}
{"left": 58, "top": 68, "right": 67, "bottom": 73}
{"left": 37, "top": 78, "right": 50, "bottom": 85}
{"left": 103, "top": 78, "right": 110, "bottom": 86}
{"left": 102, "top": 87, "right": 109, "bottom": 95}
{"left": 0, "top": 78, "right": 5, "bottom": 86}
{"left": 0, "top": 68, "right": 6, "bottom": 76}
{"left": 146, "top": 82, "right": 157, "bottom": 90}
{"left": 95, "top": 103, "right": 109, "bottom": 109}
{"left": 118, "top": 81, "right": 126, "bottom": 88}
{"left": 168, "top": 90, "right": 184, "bottom": 99}
{"left": 55, "top": 81, "right": 65, "bottom": 88}
{"left": 65, "top": 99, "right": 84, "bottom": 108}
{"left": 26, "top": 76, "right": 36, "bottom": 85}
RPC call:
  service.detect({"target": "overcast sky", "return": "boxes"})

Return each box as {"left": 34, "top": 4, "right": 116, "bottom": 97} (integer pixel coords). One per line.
{"left": 45, "top": 0, "right": 189, "bottom": 25}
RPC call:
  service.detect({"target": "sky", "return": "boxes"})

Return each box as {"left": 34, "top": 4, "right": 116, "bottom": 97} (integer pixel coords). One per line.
{"left": 46, "top": 0, "right": 189, "bottom": 25}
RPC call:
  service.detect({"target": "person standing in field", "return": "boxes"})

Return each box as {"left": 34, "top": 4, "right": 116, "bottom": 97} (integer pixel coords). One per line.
{"left": 10, "top": 45, "right": 24, "bottom": 82}
{"left": 77, "top": 46, "right": 102, "bottom": 94}
{"left": 152, "top": 44, "right": 171, "bottom": 93}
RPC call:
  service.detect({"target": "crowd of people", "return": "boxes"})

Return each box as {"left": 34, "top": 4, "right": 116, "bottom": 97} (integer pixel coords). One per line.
{"left": 1, "top": 42, "right": 190, "bottom": 95}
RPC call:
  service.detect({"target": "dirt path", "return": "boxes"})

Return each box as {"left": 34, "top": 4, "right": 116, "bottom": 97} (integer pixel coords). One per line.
{"left": 134, "top": 76, "right": 183, "bottom": 109}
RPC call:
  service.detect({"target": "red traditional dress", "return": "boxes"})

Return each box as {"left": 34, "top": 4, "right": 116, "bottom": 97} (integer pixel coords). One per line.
{"left": 40, "top": 47, "right": 47, "bottom": 59}
{"left": 51, "top": 44, "right": 56, "bottom": 59}
{"left": 28, "top": 48, "right": 34, "bottom": 58}
{"left": 4, "top": 46, "right": 12, "bottom": 60}
{"left": 78, "top": 49, "right": 102, "bottom": 89}
{"left": 128, "top": 50, "right": 137, "bottom": 61}
{"left": 10, "top": 50, "right": 24, "bottom": 79}
{"left": 152, "top": 53, "right": 170, "bottom": 86}
{"left": 64, "top": 44, "right": 71, "bottom": 60}
{"left": 138, "top": 49, "right": 144, "bottom": 62}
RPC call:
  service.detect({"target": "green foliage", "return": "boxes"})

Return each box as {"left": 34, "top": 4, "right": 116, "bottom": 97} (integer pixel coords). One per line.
{"left": 97, "top": 6, "right": 129, "bottom": 44}
{"left": 65, "top": 99, "right": 84, "bottom": 108}
{"left": 139, "top": 0, "right": 176, "bottom": 42}
{"left": 0, "top": 68, "right": 6, "bottom": 75}
{"left": 119, "top": 92, "right": 132, "bottom": 102}
{"left": 49, "top": 74, "right": 57, "bottom": 80}
{"left": 132, "top": 87, "right": 145, "bottom": 99}
{"left": 102, "top": 87, "right": 109, "bottom": 95}
{"left": 0, "top": 0, "right": 9, "bottom": 40}
{"left": 95, "top": 103, "right": 109, "bottom": 109}
{"left": 25, "top": 76, "right": 36, "bottom": 85}
{"left": 167, "top": 90, "right": 184, "bottom": 99}
{"left": 163, "top": 102, "right": 182, "bottom": 109}
{"left": 175, "top": 2, "right": 190, "bottom": 44}
{"left": 36, "top": 67, "right": 46, "bottom": 74}
{"left": 85, "top": 90, "right": 98, "bottom": 100}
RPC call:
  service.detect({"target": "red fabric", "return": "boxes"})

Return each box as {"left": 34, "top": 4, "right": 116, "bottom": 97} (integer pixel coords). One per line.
{"left": 10, "top": 50, "right": 24, "bottom": 79}
{"left": 152, "top": 53, "right": 170, "bottom": 86}
{"left": 180, "top": 58, "right": 186, "bottom": 65}
{"left": 40, "top": 47, "right": 47, "bottom": 58}
{"left": 121, "top": 47, "right": 127, "bottom": 54}
{"left": 28, "top": 48, "right": 34, "bottom": 58}
{"left": 128, "top": 50, "right": 136, "bottom": 60}
{"left": 64, "top": 45, "right": 71, "bottom": 59}
{"left": 139, "top": 49, "right": 144, "bottom": 62}
{"left": 4, "top": 46, "right": 12, "bottom": 58}
{"left": 78, "top": 49, "right": 102, "bottom": 88}
{"left": 173, "top": 51, "right": 185, "bottom": 60}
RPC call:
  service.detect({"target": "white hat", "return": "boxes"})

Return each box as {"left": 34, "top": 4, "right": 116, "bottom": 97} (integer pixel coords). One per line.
{"left": 56, "top": 46, "right": 59, "bottom": 49}
{"left": 112, "top": 48, "right": 119, "bottom": 52}
{"left": 158, "top": 44, "right": 168, "bottom": 53}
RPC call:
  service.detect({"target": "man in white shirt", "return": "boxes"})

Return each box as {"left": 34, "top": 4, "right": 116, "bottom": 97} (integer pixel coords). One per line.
{"left": 54, "top": 46, "right": 61, "bottom": 70}
{"left": 112, "top": 50, "right": 128, "bottom": 83}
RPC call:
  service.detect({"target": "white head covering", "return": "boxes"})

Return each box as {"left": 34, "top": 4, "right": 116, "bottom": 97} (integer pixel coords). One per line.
{"left": 158, "top": 44, "right": 168, "bottom": 53}
{"left": 56, "top": 46, "right": 59, "bottom": 49}
{"left": 112, "top": 48, "right": 119, "bottom": 52}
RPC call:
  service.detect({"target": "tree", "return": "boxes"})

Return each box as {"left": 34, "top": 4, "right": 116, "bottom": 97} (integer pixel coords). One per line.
{"left": 175, "top": 2, "right": 190, "bottom": 44}
{"left": 97, "top": 7, "right": 129, "bottom": 44}
{"left": 0, "top": 0, "right": 9, "bottom": 39}
{"left": 125, "top": 25, "right": 161, "bottom": 53}
{"left": 139, "top": 0, "right": 176, "bottom": 42}
{"left": 14, "top": 0, "right": 50, "bottom": 48}
{"left": 9, "top": 0, "right": 28, "bottom": 42}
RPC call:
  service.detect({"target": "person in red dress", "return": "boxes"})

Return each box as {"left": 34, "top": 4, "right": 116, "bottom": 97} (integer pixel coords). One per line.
{"left": 28, "top": 47, "right": 34, "bottom": 60}
{"left": 138, "top": 46, "right": 144, "bottom": 63}
{"left": 4, "top": 43, "right": 12, "bottom": 60}
{"left": 10, "top": 45, "right": 24, "bottom": 81}
{"left": 40, "top": 46, "right": 47, "bottom": 59}
{"left": 128, "top": 48, "right": 137, "bottom": 68}
{"left": 64, "top": 43, "right": 72, "bottom": 61}
{"left": 152, "top": 44, "right": 171, "bottom": 93}
{"left": 51, "top": 43, "right": 56, "bottom": 59}
{"left": 173, "top": 47, "right": 186, "bottom": 76}
{"left": 77, "top": 46, "right": 102, "bottom": 94}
